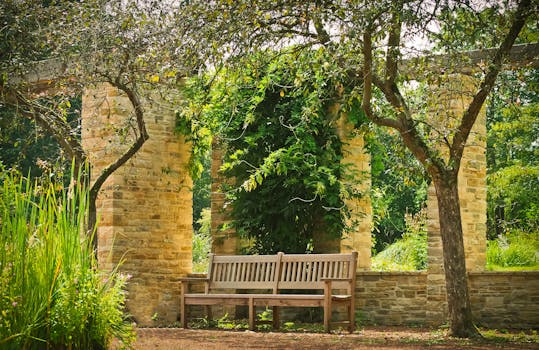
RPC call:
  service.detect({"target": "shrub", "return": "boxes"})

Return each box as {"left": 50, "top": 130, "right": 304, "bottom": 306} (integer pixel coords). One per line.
{"left": 372, "top": 210, "right": 427, "bottom": 271}
{"left": 487, "top": 230, "right": 538, "bottom": 269}
{"left": 193, "top": 208, "right": 211, "bottom": 272}
{"left": 0, "top": 169, "right": 134, "bottom": 349}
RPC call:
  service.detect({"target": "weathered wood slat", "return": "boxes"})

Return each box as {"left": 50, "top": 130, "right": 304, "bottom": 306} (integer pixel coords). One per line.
{"left": 281, "top": 253, "right": 355, "bottom": 262}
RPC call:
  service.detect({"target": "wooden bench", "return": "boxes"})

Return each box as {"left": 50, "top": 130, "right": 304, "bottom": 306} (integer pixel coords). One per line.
{"left": 180, "top": 251, "right": 358, "bottom": 332}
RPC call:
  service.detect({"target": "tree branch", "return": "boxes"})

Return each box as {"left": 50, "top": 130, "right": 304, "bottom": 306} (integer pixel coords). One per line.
{"left": 360, "top": 30, "right": 404, "bottom": 130}
{"left": 450, "top": 0, "right": 533, "bottom": 174}
{"left": 1, "top": 87, "right": 86, "bottom": 169}
{"left": 313, "top": 15, "right": 331, "bottom": 45}
{"left": 89, "top": 82, "right": 149, "bottom": 202}
{"left": 360, "top": 27, "right": 438, "bottom": 175}
{"left": 361, "top": 30, "right": 373, "bottom": 118}
{"left": 385, "top": 5, "right": 402, "bottom": 86}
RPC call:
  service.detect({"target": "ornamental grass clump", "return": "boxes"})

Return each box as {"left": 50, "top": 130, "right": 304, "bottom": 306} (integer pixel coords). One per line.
{"left": 0, "top": 169, "right": 134, "bottom": 349}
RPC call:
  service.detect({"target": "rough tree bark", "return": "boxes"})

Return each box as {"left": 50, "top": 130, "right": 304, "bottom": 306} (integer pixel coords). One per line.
{"left": 433, "top": 174, "right": 476, "bottom": 337}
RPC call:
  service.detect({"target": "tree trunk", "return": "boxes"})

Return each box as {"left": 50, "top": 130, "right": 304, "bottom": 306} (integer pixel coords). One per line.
{"left": 434, "top": 176, "right": 480, "bottom": 338}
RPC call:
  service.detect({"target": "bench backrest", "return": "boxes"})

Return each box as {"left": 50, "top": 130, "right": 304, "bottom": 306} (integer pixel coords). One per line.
{"left": 207, "top": 253, "right": 282, "bottom": 292}
{"left": 279, "top": 252, "right": 358, "bottom": 291}
{"left": 207, "top": 252, "right": 357, "bottom": 293}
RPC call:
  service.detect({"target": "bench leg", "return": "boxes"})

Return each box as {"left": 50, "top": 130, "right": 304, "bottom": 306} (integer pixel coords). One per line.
{"left": 323, "top": 281, "right": 332, "bottom": 333}
{"left": 181, "top": 302, "right": 187, "bottom": 328}
{"left": 206, "top": 305, "right": 212, "bottom": 325}
{"left": 272, "top": 306, "right": 280, "bottom": 330}
{"left": 248, "top": 298, "right": 255, "bottom": 331}
{"left": 180, "top": 283, "right": 188, "bottom": 328}
{"left": 323, "top": 302, "right": 331, "bottom": 333}
{"left": 348, "top": 302, "right": 355, "bottom": 333}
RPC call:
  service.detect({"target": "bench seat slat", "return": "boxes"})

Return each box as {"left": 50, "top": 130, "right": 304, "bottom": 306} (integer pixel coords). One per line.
{"left": 183, "top": 293, "right": 352, "bottom": 307}
{"left": 184, "top": 296, "right": 251, "bottom": 306}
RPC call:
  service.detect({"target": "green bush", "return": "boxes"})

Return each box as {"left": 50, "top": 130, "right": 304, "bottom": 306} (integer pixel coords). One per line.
{"left": 193, "top": 208, "right": 211, "bottom": 272}
{"left": 487, "top": 230, "right": 538, "bottom": 269}
{"left": 0, "top": 169, "right": 134, "bottom": 349}
{"left": 372, "top": 211, "right": 427, "bottom": 271}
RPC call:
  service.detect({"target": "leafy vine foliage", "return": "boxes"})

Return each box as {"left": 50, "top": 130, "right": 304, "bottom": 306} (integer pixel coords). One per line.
{"left": 180, "top": 49, "right": 364, "bottom": 254}
{"left": 487, "top": 68, "right": 539, "bottom": 237}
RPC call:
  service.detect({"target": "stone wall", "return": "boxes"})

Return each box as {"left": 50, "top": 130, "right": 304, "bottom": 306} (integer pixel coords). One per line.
{"left": 356, "top": 272, "right": 428, "bottom": 325}
{"left": 356, "top": 271, "right": 539, "bottom": 328}
{"left": 82, "top": 84, "right": 192, "bottom": 325}
{"left": 469, "top": 271, "right": 539, "bottom": 328}
{"left": 187, "top": 270, "right": 539, "bottom": 329}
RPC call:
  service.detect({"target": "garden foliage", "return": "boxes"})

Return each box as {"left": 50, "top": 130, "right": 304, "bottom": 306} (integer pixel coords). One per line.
{"left": 369, "top": 124, "right": 428, "bottom": 254}
{"left": 180, "top": 49, "right": 365, "bottom": 254}
{"left": 486, "top": 230, "right": 539, "bottom": 269}
{"left": 0, "top": 168, "right": 134, "bottom": 349}
{"left": 487, "top": 71, "right": 539, "bottom": 236}
{"left": 372, "top": 211, "right": 428, "bottom": 271}
{"left": 192, "top": 208, "right": 211, "bottom": 272}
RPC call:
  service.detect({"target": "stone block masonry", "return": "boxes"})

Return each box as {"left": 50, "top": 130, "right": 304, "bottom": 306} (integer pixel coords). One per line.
{"left": 357, "top": 271, "right": 539, "bottom": 329}
{"left": 337, "top": 114, "right": 372, "bottom": 269}
{"left": 82, "top": 84, "right": 192, "bottom": 325}
{"left": 356, "top": 272, "right": 428, "bottom": 325}
{"left": 210, "top": 138, "right": 238, "bottom": 255}
{"left": 468, "top": 271, "right": 539, "bottom": 328}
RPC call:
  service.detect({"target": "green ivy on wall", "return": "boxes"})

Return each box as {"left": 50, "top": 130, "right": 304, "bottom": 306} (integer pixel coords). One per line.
{"left": 178, "top": 48, "right": 366, "bottom": 253}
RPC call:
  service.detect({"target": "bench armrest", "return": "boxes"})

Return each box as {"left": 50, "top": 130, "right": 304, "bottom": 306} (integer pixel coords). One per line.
{"left": 321, "top": 277, "right": 352, "bottom": 282}
{"left": 179, "top": 277, "right": 209, "bottom": 283}
{"left": 180, "top": 277, "right": 210, "bottom": 295}
{"left": 322, "top": 278, "right": 354, "bottom": 297}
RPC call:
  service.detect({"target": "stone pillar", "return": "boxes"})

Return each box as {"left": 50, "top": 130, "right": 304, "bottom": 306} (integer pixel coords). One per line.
{"left": 459, "top": 107, "right": 487, "bottom": 271}
{"left": 210, "top": 138, "right": 238, "bottom": 254}
{"left": 81, "top": 84, "right": 192, "bottom": 325}
{"left": 426, "top": 74, "right": 487, "bottom": 325}
{"left": 337, "top": 116, "right": 372, "bottom": 270}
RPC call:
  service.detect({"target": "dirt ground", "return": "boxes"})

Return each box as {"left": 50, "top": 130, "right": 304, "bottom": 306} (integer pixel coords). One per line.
{"left": 113, "top": 327, "right": 539, "bottom": 350}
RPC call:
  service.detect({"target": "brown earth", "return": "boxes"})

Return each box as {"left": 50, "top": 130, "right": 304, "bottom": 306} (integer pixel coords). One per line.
{"left": 113, "top": 327, "right": 539, "bottom": 350}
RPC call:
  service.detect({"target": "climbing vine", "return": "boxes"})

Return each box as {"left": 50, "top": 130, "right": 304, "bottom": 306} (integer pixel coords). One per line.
{"left": 179, "top": 48, "right": 365, "bottom": 253}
